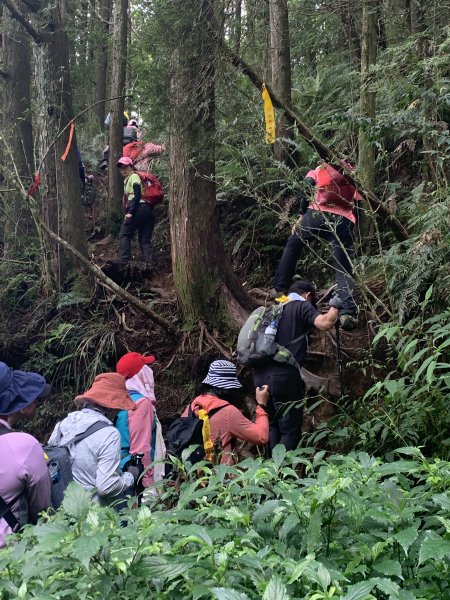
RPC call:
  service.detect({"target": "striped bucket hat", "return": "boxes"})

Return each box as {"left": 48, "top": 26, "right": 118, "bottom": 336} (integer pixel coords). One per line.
{"left": 202, "top": 360, "right": 242, "bottom": 389}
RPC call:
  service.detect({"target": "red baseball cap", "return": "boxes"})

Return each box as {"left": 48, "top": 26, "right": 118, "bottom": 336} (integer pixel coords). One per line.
{"left": 116, "top": 156, "right": 133, "bottom": 167}
{"left": 116, "top": 352, "right": 155, "bottom": 378}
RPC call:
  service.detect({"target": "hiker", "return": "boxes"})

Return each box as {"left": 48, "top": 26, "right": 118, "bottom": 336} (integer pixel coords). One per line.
{"left": 179, "top": 360, "right": 269, "bottom": 465}
{"left": 100, "top": 116, "right": 137, "bottom": 170}
{"left": 47, "top": 373, "right": 141, "bottom": 505}
{"left": 272, "top": 161, "right": 362, "bottom": 331}
{"left": 0, "top": 362, "right": 52, "bottom": 548}
{"left": 252, "top": 281, "right": 341, "bottom": 455}
{"left": 116, "top": 352, "right": 165, "bottom": 488}
{"left": 117, "top": 156, "right": 155, "bottom": 264}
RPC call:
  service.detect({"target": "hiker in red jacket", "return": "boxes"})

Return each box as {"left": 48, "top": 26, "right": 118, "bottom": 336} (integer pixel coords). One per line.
{"left": 272, "top": 161, "right": 362, "bottom": 330}
{"left": 182, "top": 360, "right": 269, "bottom": 465}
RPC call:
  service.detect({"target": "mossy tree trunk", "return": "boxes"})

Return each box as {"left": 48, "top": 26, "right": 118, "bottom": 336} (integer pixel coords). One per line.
{"left": 169, "top": 0, "right": 255, "bottom": 330}
{"left": 31, "top": 0, "right": 89, "bottom": 285}
{"left": 268, "top": 0, "right": 297, "bottom": 167}
{"left": 1, "top": 3, "right": 35, "bottom": 259}
{"left": 107, "top": 0, "right": 128, "bottom": 230}
{"left": 358, "top": 0, "right": 378, "bottom": 239}
{"left": 94, "top": 0, "right": 112, "bottom": 130}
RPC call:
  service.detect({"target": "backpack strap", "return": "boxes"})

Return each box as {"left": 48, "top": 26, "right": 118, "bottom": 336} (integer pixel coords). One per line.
{"left": 0, "top": 495, "right": 21, "bottom": 533}
{"left": 68, "top": 421, "right": 113, "bottom": 446}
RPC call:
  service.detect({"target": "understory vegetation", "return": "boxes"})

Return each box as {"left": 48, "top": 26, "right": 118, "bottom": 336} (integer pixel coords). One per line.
{"left": 1, "top": 449, "right": 450, "bottom": 599}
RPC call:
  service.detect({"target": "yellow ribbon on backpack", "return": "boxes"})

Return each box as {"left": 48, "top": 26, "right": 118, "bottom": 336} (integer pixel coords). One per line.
{"left": 198, "top": 409, "right": 215, "bottom": 462}
{"left": 261, "top": 83, "right": 276, "bottom": 144}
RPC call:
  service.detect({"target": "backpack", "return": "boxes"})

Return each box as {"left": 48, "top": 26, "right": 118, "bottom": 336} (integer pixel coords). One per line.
{"left": 135, "top": 171, "right": 164, "bottom": 206}
{"left": 235, "top": 304, "right": 306, "bottom": 370}
{"left": 123, "top": 126, "right": 138, "bottom": 145}
{"left": 315, "top": 164, "right": 355, "bottom": 208}
{"left": 165, "top": 404, "right": 227, "bottom": 471}
{"left": 44, "top": 421, "right": 113, "bottom": 508}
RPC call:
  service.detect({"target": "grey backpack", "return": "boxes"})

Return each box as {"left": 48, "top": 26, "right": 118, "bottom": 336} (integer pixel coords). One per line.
{"left": 236, "top": 304, "right": 306, "bottom": 370}
{"left": 44, "top": 421, "right": 113, "bottom": 508}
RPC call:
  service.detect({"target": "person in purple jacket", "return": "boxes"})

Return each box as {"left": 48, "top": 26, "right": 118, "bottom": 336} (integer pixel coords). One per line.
{"left": 0, "top": 361, "right": 52, "bottom": 547}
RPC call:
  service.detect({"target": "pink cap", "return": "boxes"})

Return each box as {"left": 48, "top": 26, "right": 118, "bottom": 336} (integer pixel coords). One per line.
{"left": 117, "top": 156, "right": 133, "bottom": 167}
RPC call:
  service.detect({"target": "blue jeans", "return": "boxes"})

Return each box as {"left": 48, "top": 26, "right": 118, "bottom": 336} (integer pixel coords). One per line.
{"left": 272, "top": 210, "right": 356, "bottom": 315}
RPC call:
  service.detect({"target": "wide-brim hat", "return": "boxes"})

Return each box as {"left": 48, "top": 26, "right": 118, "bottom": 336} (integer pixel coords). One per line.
{"left": 75, "top": 372, "right": 136, "bottom": 411}
{"left": 0, "top": 362, "right": 52, "bottom": 416}
{"left": 116, "top": 352, "right": 155, "bottom": 379}
{"left": 202, "top": 360, "right": 242, "bottom": 389}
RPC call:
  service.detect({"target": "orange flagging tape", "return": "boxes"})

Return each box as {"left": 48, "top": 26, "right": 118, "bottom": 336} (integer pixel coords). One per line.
{"left": 61, "top": 121, "right": 75, "bottom": 161}
{"left": 27, "top": 172, "right": 41, "bottom": 196}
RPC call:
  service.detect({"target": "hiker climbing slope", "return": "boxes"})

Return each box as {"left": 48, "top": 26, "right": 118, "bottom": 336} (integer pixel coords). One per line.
{"left": 272, "top": 160, "right": 362, "bottom": 330}
{"left": 250, "top": 281, "right": 340, "bottom": 455}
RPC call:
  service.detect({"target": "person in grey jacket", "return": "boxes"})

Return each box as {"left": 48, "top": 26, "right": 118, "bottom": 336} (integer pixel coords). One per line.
{"left": 48, "top": 373, "right": 139, "bottom": 505}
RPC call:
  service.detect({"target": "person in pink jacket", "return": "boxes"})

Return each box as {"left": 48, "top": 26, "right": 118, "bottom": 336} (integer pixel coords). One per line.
{"left": 183, "top": 360, "right": 269, "bottom": 465}
{"left": 0, "top": 361, "right": 52, "bottom": 548}
{"left": 116, "top": 352, "right": 165, "bottom": 487}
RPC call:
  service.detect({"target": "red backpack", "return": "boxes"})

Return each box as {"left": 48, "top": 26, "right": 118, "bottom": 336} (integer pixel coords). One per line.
{"left": 316, "top": 164, "right": 355, "bottom": 208}
{"left": 136, "top": 171, "right": 164, "bottom": 206}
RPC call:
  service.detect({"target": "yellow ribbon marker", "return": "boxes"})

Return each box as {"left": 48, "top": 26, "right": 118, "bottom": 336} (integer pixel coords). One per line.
{"left": 261, "top": 83, "right": 276, "bottom": 144}
{"left": 198, "top": 408, "right": 214, "bottom": 462}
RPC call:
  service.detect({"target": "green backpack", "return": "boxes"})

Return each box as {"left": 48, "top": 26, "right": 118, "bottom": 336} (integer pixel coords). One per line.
{"left": 235, "top": 304, "right": 305, "bottom": 370}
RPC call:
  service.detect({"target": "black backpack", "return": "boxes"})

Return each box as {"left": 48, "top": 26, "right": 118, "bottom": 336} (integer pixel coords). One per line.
{"left": 165, "top": 404, "right": 227, "bottom": 472}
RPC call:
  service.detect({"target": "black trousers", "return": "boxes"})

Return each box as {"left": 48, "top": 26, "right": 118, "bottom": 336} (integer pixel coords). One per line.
{"left": 259, "top": 370, "right": 305, "bottom": 456}
{"left": 119, "top": 203, "right": 155, "bottom": 262}
{"left": 273, "top": 210, "right": 356, "bottom": 315}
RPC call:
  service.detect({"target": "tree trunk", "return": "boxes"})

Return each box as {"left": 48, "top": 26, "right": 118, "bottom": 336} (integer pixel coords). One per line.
{"left": 358, "top": 0, "right": 377, "bottom": 192}
{"left": 358, "top": 0, "right": 378, "bottom": 239}
{"left": 1, "top": 3, "right": 35, "bottom": 258}
{"left": 107, "top": 0, "right": 128, "bottom": 229}
{"left": 94, "top": 0, "right": 111, "bottom": 130}
{"left": 169, "top": 0, "right": 255, "bottom": 329}
{"left": 31, "top": 0, "right": 89, "bottom": 284}
{"left": 268, "top": 0, "right": 297, "bottom": 167}
{"left": 338, "top": 0, "right": 362, "bottom": 63}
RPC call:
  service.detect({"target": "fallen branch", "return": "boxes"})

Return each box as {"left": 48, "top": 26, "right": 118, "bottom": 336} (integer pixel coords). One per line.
{"left": 14, "top": 181, "right": 178, "bottom": 334}
{"left": 222, "top": 44, "right": 409, "bottom": 242}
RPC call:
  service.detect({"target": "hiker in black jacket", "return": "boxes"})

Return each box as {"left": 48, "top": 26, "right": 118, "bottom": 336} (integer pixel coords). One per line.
{"left": 253, "top": 281, "right": 340, "bottom": 455}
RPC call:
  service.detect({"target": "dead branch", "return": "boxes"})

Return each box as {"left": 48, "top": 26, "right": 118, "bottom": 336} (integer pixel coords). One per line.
{"left": 13, "top": 179, "right": 179, "bottom": 334}
{"left": 222, "top": 43, "right": 410, "bottom": 242}
{"left": 3, "top": 0, "right": 46, "bottom": 44}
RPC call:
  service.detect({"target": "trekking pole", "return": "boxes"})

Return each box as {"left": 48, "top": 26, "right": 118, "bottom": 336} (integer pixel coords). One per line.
{"left": 335, "top": 321, "right": 346, "bottom": 398}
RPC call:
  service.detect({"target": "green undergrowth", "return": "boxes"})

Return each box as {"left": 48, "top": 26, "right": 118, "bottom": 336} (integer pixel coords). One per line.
{"left": 1, "top": 448, "right": 449, "bottom": 599}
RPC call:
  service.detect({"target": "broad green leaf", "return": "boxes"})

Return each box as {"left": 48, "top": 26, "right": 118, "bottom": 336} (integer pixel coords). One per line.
{"left": 418, "top": 531, "right": 450, "bottom": 564}
{"left": 253, "top": 500, "right": 282, "bottom": 523}
{"left": 394, "top": 527, "right": 419, "bottom": 555}
{"left": 211, "top": 588, "right": 251, "bottom": 600}
{"left": 72, "top": 535, "right": 102, "bottom": 569}
{"left": 372, "top": 577, "right": 400, "bottom": 598}
{"left": 340, "top": 580, "right": 375, "bottom": 600}
{"left": 139, "top": 556, "right": 195, "bottom": 580}
{"left": 376, "top": 461, "right": 420, "bottom": 476}
{"left": 278, "top": 514, "right": 299, "bottom": 541}
{"left": 432, "top": 493, "right": 450, "bottom": 511}
{"left": 307, "top": 507, "right": 322, "bottom": 554}
{"left": 262, "top": 575, "right": 290, "bottom": 600}
{"left": 317, "top": 563, "right": 331, "bottom": 592}
{"left": 272, "top": 445, "right": 287, "bottom": 471}
{"left": 61, "top": 482, "right": 91, "bottom": 518}
{"left": 373, "top": 559, "right": 402, "bottom": 579}
{"left": 287, "top": 556, "right": 316, "bottom": 583}
{"left": 394, "top": 447, "right": 423, "bottom": 458}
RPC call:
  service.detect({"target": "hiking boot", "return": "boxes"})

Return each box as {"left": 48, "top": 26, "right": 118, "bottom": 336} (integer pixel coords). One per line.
{"left": 339, "top": 314, "right": 358, "bottom": 331}
{"left": 268, "top": 288, "right": 287, "bottom": 300}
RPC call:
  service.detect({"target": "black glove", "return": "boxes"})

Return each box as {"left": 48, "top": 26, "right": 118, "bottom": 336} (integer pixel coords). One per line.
{"left": 328, "top": 293, "right": 344, "bottom": 310}
{"left": 125, "top": 465, "right": 141, "bottom": 484}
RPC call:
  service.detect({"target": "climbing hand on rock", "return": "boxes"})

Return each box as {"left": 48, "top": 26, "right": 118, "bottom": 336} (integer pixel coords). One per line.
{"left": 328, "top": 293, "right": 344, "bottom": 310}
